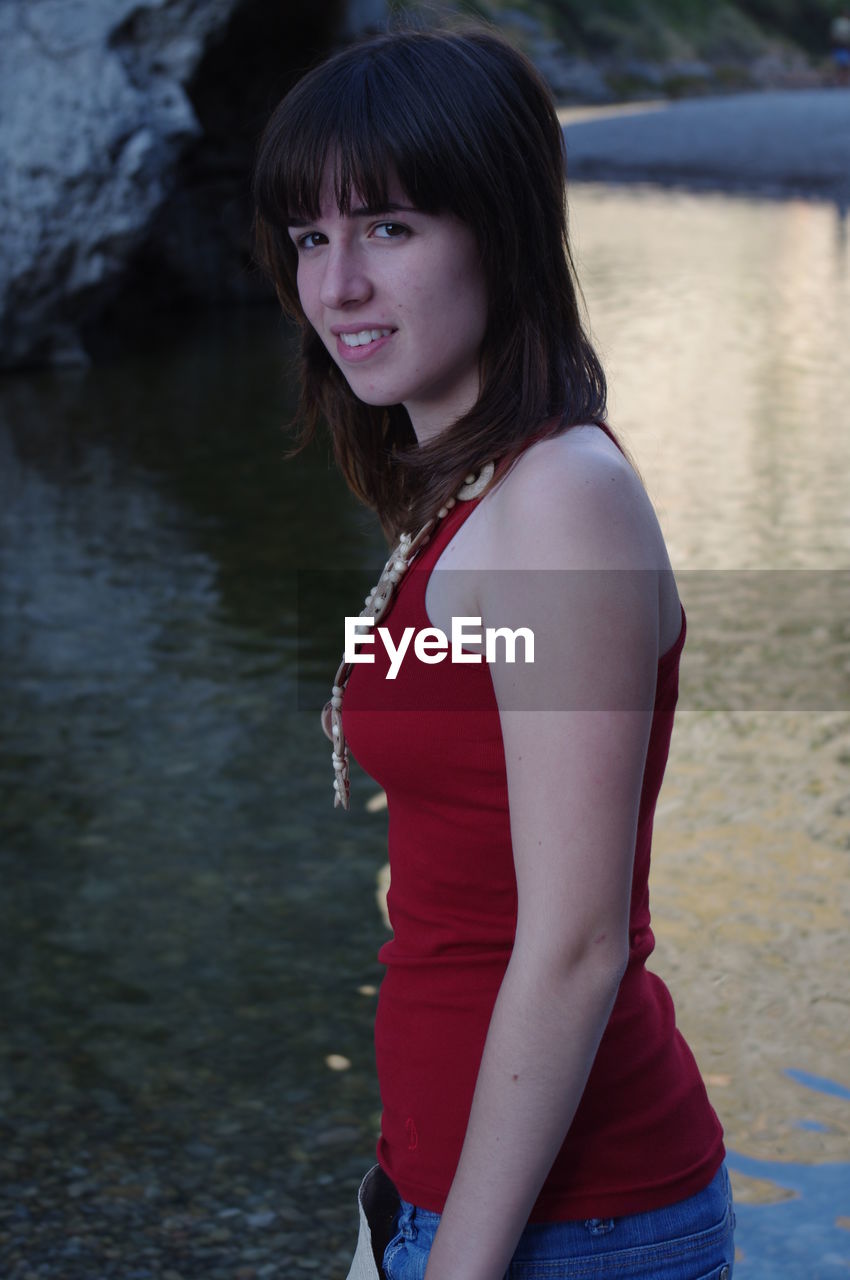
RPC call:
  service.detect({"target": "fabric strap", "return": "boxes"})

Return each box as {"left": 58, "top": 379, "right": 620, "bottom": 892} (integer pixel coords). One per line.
{"left": 345, "top": 1164, "right": 401, "bottom": 1280}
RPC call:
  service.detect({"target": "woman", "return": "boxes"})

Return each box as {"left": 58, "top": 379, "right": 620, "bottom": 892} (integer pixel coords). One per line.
{"left": 253, "top": 25, "right": 734, "bottom": 1280}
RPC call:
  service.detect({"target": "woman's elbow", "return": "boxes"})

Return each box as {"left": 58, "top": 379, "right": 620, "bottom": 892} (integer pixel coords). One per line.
{"left": 571, "top": 936, "right": 630, "bottom": 993}
{"left": 514, "top": 928, "right": 630, "bottom": 995}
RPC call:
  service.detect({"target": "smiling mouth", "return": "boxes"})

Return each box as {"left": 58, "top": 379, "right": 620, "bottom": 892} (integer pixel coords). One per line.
{"left": 338, "top": 328, "right": 393, "bottom": 348}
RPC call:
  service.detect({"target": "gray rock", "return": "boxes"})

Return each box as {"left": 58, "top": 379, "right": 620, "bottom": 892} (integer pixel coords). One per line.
{"left": 620, "top": 59, "right": 666, "bottom": 88}
{"left": 0, "top": 0, "right": 387, "bottom": 369}
{"left": 498, "top": 8, "right": 544, "bottom": 39}
{"left": 665, "top": 58, "right": 713, "bottom": 82}
{"left": 0, "top": 0, "right": 233, "bottom": 369}
{"left": 245, "top": 1208, "right": 278, "bottom": 1228}
{"left": 497, "top": 9, "right": 611, "bottom": 103}
{"left": 534, "top": 46, "right": 612, "bottom": 103}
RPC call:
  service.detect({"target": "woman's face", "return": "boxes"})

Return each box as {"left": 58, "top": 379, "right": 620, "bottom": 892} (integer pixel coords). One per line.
{"left": 288, "top": 171, "right": 488, "bottom": 443}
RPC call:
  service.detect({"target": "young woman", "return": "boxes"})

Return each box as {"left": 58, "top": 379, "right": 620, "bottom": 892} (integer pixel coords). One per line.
{"left": 253, "top": 26, "right": 734, "bottom": 1280}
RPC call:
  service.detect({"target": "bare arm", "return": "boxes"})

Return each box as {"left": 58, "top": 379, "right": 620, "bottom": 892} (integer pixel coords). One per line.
{"left": 423, "top": 438, "right": 664, "bottom": 1280}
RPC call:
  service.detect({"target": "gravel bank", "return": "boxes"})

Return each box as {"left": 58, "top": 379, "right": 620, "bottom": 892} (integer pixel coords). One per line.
{"left": 562, "top": 88, "right": 850, "bottom": 199}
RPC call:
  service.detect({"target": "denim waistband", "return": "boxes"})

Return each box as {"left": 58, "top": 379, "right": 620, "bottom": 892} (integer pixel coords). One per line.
{"left": 393, "top": 1161, "right": 733, "bottom": 1258}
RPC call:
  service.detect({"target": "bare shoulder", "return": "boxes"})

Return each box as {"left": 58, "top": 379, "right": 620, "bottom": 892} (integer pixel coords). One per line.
{"left": 484, "top": 424, "right": 668, "bottom": 571}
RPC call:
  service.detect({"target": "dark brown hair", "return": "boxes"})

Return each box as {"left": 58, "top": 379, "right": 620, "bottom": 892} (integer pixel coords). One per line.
{"left": 253, "top": 25, "right": 609, "bottom": 540}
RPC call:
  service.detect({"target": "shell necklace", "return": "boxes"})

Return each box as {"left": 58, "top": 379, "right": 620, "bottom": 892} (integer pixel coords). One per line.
{"left": 328, "top": 461, "right": 496, "bottom": 809}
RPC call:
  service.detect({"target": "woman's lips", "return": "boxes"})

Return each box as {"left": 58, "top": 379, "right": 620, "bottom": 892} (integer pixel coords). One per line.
{"left": 335, "top": 329, "right": 395, "bottom": 363}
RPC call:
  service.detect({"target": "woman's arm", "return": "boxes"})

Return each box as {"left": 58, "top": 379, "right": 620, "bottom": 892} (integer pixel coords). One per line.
{"left": 422, "top": 436, "right": 665, "bottom": 1280}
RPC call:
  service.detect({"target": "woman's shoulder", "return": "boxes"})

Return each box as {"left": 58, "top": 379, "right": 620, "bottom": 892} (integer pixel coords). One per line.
{"left": 484, "top": 423, "right": 667, "bottom": 572}
{"left": 497, "top": 421, "right": 637, "bottom": 499}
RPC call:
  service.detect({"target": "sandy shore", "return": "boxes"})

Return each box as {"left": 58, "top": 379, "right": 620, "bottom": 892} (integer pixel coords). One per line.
{"left": 561, "top": 88, "right": 850, "bottom": 199}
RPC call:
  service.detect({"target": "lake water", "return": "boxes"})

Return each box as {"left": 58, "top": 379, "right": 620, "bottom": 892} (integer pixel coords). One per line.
{"left": 1, "top": 184, "right": 848, "bottom": 1277}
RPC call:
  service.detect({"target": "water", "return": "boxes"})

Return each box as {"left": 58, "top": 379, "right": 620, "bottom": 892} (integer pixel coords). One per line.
{"left": 1, "top": 187, "right": 848, "bottom": 1276}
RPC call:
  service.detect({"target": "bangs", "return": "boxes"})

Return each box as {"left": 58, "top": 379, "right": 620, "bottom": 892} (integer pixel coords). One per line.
{"left": 254, "top": 41, "right": 472, "bottom": 230}
{"left": 273, "top": 122, "right": 412, "bottom": 226}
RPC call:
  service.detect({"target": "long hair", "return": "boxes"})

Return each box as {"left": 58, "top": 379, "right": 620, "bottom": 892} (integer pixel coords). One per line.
{"left": 253, "top": 25, "right": 610, "bottom": 541}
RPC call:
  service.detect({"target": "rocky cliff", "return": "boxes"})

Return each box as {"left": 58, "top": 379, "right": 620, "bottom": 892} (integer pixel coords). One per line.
{"left": 0, "top": 0, "right": 384, "bottom": 369}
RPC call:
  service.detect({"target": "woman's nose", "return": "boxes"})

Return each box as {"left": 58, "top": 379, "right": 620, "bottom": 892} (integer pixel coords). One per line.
{"left": 319, "top": 245, "right": 372, "bottom": 309}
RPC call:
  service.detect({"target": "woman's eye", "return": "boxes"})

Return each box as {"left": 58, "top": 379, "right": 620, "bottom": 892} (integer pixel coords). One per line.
{"left": 295, "top": 231, "right": 325, "bottom": 250}
{"left": 373, "top": 222, "right": 409, "bottom": 239}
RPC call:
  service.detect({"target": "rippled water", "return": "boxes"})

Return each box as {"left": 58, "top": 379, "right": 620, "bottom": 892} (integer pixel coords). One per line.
{"left": 572, "top": 186, "right": 850, "bottom": 570}
{"left": 1, "top": 188, "right": 848, "bottom": 1276}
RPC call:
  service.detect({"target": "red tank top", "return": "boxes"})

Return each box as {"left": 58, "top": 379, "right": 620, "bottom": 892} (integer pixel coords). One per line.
{"left": 343, "top": 489, "right": 724, "bottom": 1220}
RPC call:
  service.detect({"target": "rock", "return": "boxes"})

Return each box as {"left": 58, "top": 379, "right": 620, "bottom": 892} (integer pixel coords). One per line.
{"left": 664, "top": 58, "right": 713, "bottom": 84}
{"left": 497, "top": 8, "right": 542, "bottom": 39}
{"left": 0, "top": 0, "right": 228, "bottom": 369}
{"left": 750, "top": 49, "right": 821, "bottom": 91}
{"left": 498, "top": 9, "right": 612, "bottom": 103}
{"left": 655, "top": 57, "right": 717, "bottom": 96}
{"left": 245, "top": 1208, "right": 277, "bottom": 1228}
{"left": 0, "top": 0, "right": 387, "bottom": 370}
{"left": 619, "top": 59, "right": 666, "bottom": 89}
{"left": 184, "top": 1139, "right": 217, "bottom": 1158}
{"left": 314, "top": 1125, "right": 362, "bottom": 1146}
{"left": 206, "top": 1226, "right": 235, "bottom": 1243}
{"left": 534, "top": 46, "right": 613, "bottom": 103}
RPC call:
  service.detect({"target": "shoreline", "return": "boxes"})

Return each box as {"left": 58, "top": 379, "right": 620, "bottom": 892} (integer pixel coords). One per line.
{"left": 560, "top": 88, "right": 850, "bottom": 202}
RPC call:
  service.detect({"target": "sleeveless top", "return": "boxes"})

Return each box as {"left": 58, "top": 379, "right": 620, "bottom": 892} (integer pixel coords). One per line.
{"left": 342, "top": 486, "right": 725, "bottom": 1221}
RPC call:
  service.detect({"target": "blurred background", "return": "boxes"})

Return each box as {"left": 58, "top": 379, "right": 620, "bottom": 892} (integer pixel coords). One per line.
{"left": 1, "top": 1, "right": 849, "bottom": 1277}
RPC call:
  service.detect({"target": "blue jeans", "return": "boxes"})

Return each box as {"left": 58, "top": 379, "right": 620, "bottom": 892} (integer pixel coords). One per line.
{"left": 383, "top": 1163, "right": 735, "bottom": 1279}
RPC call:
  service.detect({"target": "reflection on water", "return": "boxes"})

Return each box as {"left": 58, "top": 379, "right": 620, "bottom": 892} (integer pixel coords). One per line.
{"left": 0, "top": 317, "right": 390, "bottom": 1274}
{"left": 726, "top": 1070, "right": 850, "bottom": 1278}
{"left": 568, "top": 187, "right": 850, "bottom": 1277}
{"left": 571, "top": 185, "right": 850, "bottom": 569}
{"left": 1, "top": 191, "right": 848, "bottom": 1274}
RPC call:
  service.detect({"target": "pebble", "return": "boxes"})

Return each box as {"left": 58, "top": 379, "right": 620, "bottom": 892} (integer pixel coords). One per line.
{"left": 246, "top": 1209, "right": 277, "bottom": 1229}
{"left": 201, "top": 1226, "right": 229, "bottom": 1243}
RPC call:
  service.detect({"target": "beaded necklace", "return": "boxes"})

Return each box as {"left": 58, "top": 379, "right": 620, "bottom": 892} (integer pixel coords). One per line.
{"left": 328, "top": 461, "right": 496, "bottom": 809}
